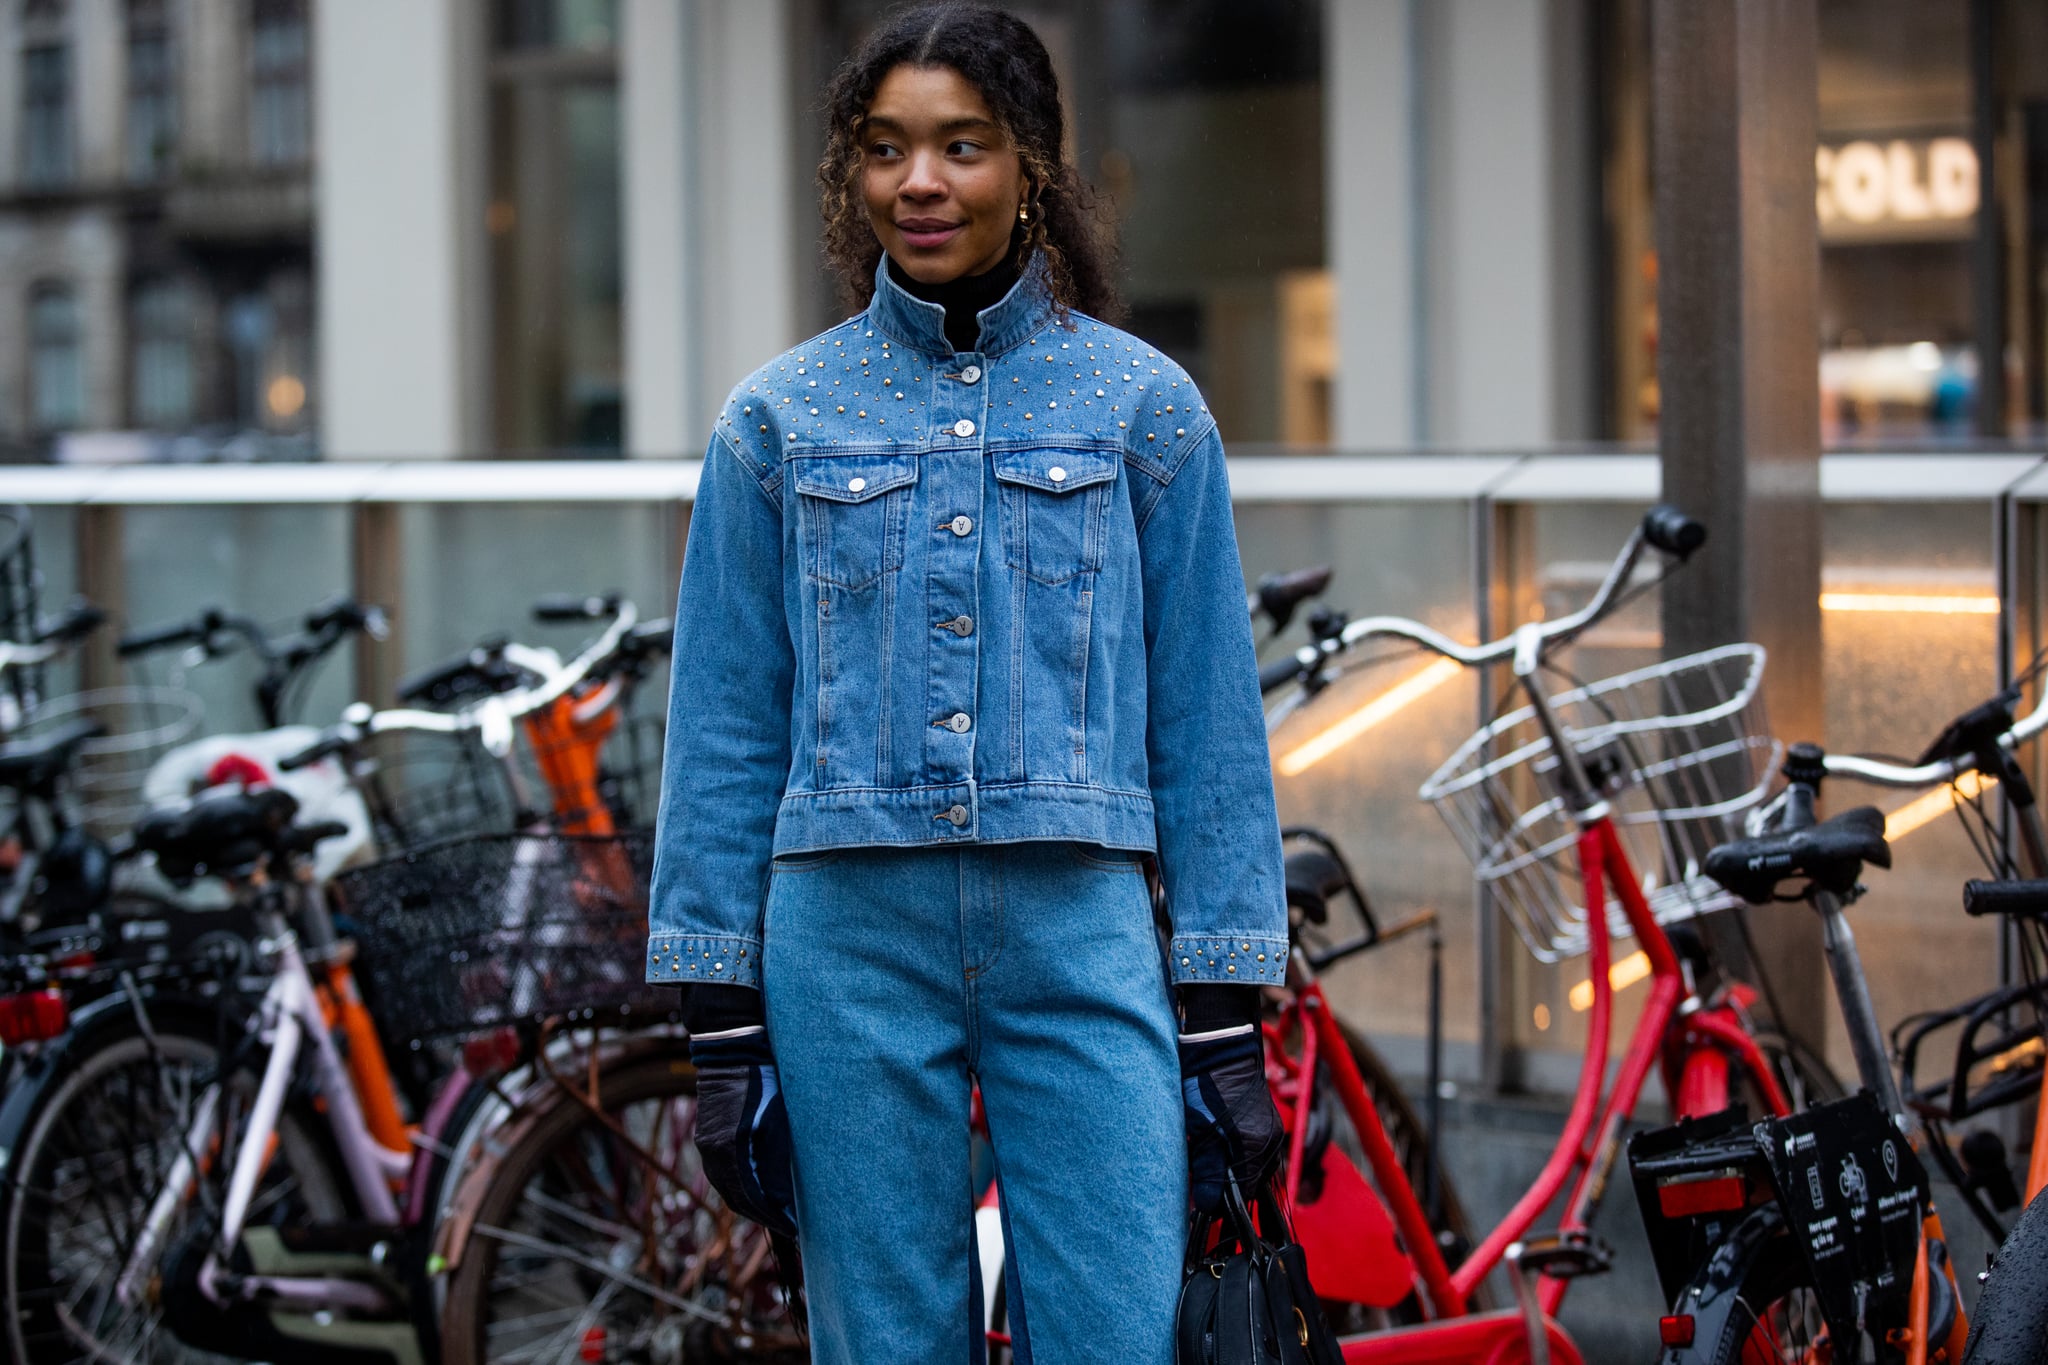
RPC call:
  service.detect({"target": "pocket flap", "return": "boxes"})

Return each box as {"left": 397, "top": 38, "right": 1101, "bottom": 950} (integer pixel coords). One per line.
{"left": 991, "top": 448, "right": 1119, "bottom": 495}
{"left": 791, "top": 455, "right": 920, "bottom": 504}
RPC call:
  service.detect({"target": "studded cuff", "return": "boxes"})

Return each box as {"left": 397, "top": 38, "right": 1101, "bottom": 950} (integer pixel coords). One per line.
{"left": 1168, "top": 933, "right": 1288, "bottom": 985}
{"left": 647, "top": 933, "right": 762, "bottom": 989}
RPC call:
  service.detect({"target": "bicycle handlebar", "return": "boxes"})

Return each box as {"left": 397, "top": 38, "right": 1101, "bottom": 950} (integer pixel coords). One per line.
{"left": 533, "top": 591, "right": 624, "bottom": 623}
{"left": 117, "top": 613, "right": 212, "bottom": 658}
{"left": 1961, "top": 878, "right": 2048, "bottom": 919}
{"left": 1818, "top": 694, "right": 2048, "bottom": 791}
{"left": 1259, "top": 505, "right": 1700, "bottom": 696}
{"left": 280, "top": 600, "right": 640, "bottom": 769}
{"left": 0, "top": 598, "right": 106, "bottom": 674}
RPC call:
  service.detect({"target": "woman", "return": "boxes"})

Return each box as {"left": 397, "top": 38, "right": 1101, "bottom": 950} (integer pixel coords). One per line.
{"left": 647, "top": 4, "right": 1287, "bottom": 1359}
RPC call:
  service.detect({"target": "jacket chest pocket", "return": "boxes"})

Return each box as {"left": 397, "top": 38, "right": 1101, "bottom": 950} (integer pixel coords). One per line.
{"left": 992, "top": 447, "right": 1120, "bottom": 587}
{"left": 791, "top": 453, "right": 921, "bottom": 591}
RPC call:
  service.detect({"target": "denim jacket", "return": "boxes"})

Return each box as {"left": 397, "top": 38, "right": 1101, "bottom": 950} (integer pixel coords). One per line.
{"left": 646, "top": 255, "right": 1287, "bottom": 990}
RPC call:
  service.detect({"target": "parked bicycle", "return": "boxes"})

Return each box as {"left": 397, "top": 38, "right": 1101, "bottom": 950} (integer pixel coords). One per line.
{"left": 1257, "top": 506, "right": 1824, "bottom": 1363}
{"left": 0, "top": 595, "right": 686, "bottom": 1364}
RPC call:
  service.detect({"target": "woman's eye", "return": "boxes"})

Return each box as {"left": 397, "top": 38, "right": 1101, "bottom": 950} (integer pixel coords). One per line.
{"left": 948, "top": 140, "right": 982, "bottom": 156}
{"left": 866, "top": 141, "right": 901, "bottom": 159}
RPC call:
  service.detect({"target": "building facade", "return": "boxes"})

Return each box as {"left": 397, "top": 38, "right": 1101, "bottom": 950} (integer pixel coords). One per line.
{"left": 0, "top": 0, "right": 2040, "bottom": 462}
{"left": 0, "top": 0, "right": 313, "bottom": 461}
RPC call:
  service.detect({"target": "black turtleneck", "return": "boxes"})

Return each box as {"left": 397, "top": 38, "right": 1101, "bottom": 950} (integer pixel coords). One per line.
{"left": 887, "top": 254, "right": 1022, "bottom": 354}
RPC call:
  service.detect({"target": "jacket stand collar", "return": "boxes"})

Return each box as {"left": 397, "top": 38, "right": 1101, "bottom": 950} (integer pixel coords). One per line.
{"left": 867, "top": 252, "right": 1060, "bottom": 359}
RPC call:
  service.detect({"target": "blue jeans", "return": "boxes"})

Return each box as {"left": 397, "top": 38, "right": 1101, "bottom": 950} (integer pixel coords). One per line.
{"left": 762, "top": 841, "right": 1186, "bottom": 1364}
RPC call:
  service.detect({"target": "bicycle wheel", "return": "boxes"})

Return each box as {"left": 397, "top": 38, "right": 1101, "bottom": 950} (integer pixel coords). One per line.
{"left": 439, "top": 1050, "right": 806, "bottom": 1364}
{"left": 0, "top": 1008, "right": 350, "bottom": 1364}
{"left": 1965, "top": 1182, "right": 2048, "bottom": 1365}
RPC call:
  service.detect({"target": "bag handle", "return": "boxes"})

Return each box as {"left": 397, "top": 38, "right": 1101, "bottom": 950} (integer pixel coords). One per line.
{"left": 1184, "top": 1173, "right": 1296, "bottom": 1271}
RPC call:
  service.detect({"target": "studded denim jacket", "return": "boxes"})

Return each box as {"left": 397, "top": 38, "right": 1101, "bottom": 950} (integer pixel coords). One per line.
{"left": 645, "top": 255, "right": 1287, "bottom": 990}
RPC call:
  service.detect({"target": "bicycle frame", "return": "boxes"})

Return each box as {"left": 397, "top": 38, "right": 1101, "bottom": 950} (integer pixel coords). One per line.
{"left": 1272, "top": 815, "right": 1788, "bottom": 1362}
{"left": 116, "top": 903, "right": 411, "bottom": 1313}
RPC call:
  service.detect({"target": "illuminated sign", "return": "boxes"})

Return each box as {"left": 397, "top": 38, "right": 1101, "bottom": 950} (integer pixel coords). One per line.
{"left": 1816, "top": 137, "right": 1978, "bottom": 242}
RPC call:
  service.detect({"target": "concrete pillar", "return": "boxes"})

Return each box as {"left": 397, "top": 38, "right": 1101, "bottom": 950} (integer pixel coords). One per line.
{"left": 620, "top": 0, "right": 798, "bottom": 455}
{"left": 1326, "top": 0, "right": 1593, "bottom": 451}
{"left": 180, "top": 0, "right": 246, "bottom": 169}
{"left": 314, "top": 0, "right": 468, "bottom": 459}
{"left": 1653, "top": 0, "right": 1826, "bottom": 1045}
{"left": 621, "top": 0, "right": 689, "bottom": 458}
{"left": 685, "top": 0, "right": 798, "bottom": 434}
{"left": 1422, "top": 0, "right": 1591, "bottom": 449}
{"left": 72, "top": 0, "right": 122, "bottom": 185}
{"left": 1325, "top": 0, "right": 1414, "bottom": 449}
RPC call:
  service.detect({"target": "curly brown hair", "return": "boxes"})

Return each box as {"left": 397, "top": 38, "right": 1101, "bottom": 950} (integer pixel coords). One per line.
{"left": 817, "top": 2, "right": 1122, "bottom": 325}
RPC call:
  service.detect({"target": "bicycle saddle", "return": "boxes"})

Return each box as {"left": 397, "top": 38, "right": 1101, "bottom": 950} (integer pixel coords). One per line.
{"left": 1285, "top": 846, "right": 1349, "bottom": 924}
{"left": 0, "top": 717, "right": 104, "bottom": 792}
{"left": 135, "top": 786, "right": 302, "bottom": 884}
{"left": 1702, "top": 806, "right": 1890, "bottom": 905}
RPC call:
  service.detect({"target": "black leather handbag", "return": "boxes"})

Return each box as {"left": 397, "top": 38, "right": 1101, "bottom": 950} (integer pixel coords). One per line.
{"left": 1175, "top": 1180, "right": 1345, "bottom": 1365}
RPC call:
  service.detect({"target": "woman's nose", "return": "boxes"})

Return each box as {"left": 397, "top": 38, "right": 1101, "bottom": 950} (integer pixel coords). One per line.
{"left": 899, "top": 149, "right": 947, "bottom": 199}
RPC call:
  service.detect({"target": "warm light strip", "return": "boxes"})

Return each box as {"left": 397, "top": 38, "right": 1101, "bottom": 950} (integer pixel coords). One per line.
{"left": 1884, "top": 769, "right": 1993, "bottom": 842}
{"left": 1568, "top": 949, "right": 1653, "bottom": 1013}
{"left": 1274, "top": 657, "right": 1464, "bottom": 777}
{"left": 1819, "top": 592, "right": 2000, "bottom": 616}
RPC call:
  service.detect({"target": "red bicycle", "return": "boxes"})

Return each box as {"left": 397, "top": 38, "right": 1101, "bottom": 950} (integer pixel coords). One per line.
{"left": 1259, "top": 507, "right": 1836, "bottom": 1363}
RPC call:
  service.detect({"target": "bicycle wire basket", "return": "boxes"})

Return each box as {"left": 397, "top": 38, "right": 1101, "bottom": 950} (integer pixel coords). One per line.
{"left": 333, "top": 829, "right": 669, "bottom": 1056}
{"left": 1419, "top": 643, "right": 1779, "bottom": 964}
{"left": 14, "top": 686, "right": 205, "bottom": 835}
{"left": 352, "top": 730, "right": 522, "bottom": 852}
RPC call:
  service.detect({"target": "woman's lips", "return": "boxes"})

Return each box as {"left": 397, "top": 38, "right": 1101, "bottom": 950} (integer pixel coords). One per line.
{"left": 897, "top": 221, "right": 964, "bottom": 250}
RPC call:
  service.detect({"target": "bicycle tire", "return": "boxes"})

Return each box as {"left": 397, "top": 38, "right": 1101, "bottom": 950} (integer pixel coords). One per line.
{"left": 438, "top": 1049, "right": 806, "bottom": 1364}
{"left": 0, "top": 1007, "right": 350, "bottom": 1364}
{"left": 1965, "top": 1183, "right": 2048, "bottom": 1365}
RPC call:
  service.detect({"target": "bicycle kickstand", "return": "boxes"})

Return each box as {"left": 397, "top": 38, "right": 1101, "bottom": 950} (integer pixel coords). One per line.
{"left": 1504, "top": 1241, "right": 1552, "bottom": 1365}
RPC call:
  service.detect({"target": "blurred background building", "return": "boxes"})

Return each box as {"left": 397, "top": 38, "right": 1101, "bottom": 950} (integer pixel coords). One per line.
{"left": 0, "top": 0, "right": 2042, "bottom": 460}
{"left": 0, "top": 0, "right": 312, "bottom": 462}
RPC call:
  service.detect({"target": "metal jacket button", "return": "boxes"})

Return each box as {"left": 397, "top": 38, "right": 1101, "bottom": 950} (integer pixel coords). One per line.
{"left": 942, "top": 712, "right": 972, "bottom": 733}
{"left": 950, "top": 515, "right": 973, "bottom": 536}
{"left": 941, "top": 804, "right": 969, "bottom": 826}
{"left": 959, "top": 365, "right": 982, "bottom": 384}
{"left": 941, "top": 615, "right": 974, "bottom": 637}
{"left": 953, "top": 419, "right": 976, "bottom": 438}
{"left": 848, "top": 477, "right": 866, "bottom": 492}
{"left": 1048, "top": 466, "right": 1067, "bottom": 482}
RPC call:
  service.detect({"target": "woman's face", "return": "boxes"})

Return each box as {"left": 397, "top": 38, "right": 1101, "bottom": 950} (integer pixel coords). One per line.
{"left": 860, "top": 64, "right": 1027, "bottom": 284}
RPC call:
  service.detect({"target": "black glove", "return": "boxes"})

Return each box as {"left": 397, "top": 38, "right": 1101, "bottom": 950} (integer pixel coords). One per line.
{"left": 1178, "top": 984, "right": 1282, "bottom": 1215}
{"left": 686, "top": 986, "right": 798, "bottom": 1237}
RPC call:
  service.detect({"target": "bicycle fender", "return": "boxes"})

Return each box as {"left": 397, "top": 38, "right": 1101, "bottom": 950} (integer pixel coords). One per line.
{"left": 1655, "top": 1203, "right": 1788, "bottom": 1364}
{"left": 0, "top": 987, "right": 245, "bottom": 1188}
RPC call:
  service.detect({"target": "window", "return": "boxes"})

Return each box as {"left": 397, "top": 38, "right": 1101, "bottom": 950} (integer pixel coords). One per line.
{"left": 30, "top": 284, "right": 83, "bottom": 432}
{"left": 250, "top": 0, "right": 309, "bottom": 166}
{"left": 21, "top": 41, "right": 72, "bottom": 189}
{"left": 130, "top": 280, "right": 193, "bottom": 429}
{"left": 495, "top": 0, "right": 617, "bottom": 51}
{"left": 126, "top": 0, "right": 175, "bottom": 180}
